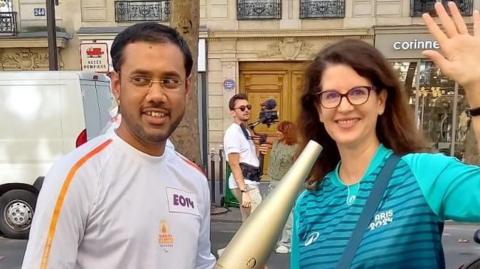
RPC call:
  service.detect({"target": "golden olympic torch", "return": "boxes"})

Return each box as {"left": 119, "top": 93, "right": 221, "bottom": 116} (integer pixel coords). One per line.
{"left": 215, "top": 140, "right": 322, "bottom": 269}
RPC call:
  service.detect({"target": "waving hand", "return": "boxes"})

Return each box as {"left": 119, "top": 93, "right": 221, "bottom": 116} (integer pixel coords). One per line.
{"left": 423, "top": 2, "right": 480, "bottom": 90}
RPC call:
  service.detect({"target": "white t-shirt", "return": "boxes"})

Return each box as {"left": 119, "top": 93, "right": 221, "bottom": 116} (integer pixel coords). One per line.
{"left": 223, "top": 123, "right": 260, "bottom": 189}
{"left": 22, "top": 132, "right": 215, "bottom": 269}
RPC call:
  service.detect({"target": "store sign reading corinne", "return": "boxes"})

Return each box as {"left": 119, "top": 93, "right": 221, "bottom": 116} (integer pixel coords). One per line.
{"left": 80, "top": 43, "right": 109, "bottom": 72}
{"left": 375, "top": 33, "right": 440, "bottom": 59}
{"left": 392, "top": 39, "right": 440, "bottom": 50}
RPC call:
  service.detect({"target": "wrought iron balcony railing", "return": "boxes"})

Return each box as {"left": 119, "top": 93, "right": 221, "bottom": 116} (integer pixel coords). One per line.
{"left": 300, "top": 0, "right": 345, "bottom": 18}
{"left": 410, "top": 0, "right": 473, "bottom": 17}
{"left": 115, "top": 0, "right": 170, "bottom": 22}
{"left": 0, "top": 12, "right": 17, "bottom": 35}
{"left": 237, "top": 0, "right": 282, "bottom": 20}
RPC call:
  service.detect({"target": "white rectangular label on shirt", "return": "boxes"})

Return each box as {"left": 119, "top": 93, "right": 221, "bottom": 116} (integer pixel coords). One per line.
{"left": 166, "top": 187, "right": 200, "bottom": 216}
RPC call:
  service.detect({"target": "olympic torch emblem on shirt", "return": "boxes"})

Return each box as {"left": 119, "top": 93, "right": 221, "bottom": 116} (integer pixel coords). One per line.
{"left": 158, "top": 220, "right": 175, "bottom": 248}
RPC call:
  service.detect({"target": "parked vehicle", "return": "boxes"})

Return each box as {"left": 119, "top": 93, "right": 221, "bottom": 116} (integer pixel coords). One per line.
{"left": 0, "top": 71, "right": 114, "bottom": 239}
{"left": 460, "top": 230, "right": 480, "bottom": 269}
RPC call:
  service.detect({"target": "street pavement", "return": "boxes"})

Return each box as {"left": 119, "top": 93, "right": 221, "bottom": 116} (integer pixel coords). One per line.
{"left": 0, "top": 236, "right": 26, "bottom": 269}
{"left": 442, "top": 222, "right": 480, "bottom": 268}
{"left": 211, "top": 208, "right": 480, "bottom": 269}
{"left": 211, "top": 206, "right": 290, "bottom": 268}
{"left": 0, "top": 208, "right": 479, "bottom": 268}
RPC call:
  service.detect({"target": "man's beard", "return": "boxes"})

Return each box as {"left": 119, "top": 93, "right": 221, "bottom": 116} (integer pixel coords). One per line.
{"left": 123, "top": 109, "right": 184, "bottom": 146}
{"left": 140, "top": 116, "right": 181, "bottom": 144}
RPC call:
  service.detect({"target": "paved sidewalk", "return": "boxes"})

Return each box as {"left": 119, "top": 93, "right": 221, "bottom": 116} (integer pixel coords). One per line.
{"left": 210, "top": 206, "right": 290, "bottom": 269}
{"left": 211, "top": 205, "right": 242, "bottom": 222}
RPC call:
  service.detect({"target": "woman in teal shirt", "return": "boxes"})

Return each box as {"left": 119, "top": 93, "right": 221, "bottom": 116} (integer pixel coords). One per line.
{"left": 292, "top": 3, "right": 480, "bottom": 268}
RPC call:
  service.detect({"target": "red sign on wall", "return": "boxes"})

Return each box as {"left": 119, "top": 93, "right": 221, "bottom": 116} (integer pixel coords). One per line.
{"left": 80, "top": 43, "right": 109, "bottom": 72}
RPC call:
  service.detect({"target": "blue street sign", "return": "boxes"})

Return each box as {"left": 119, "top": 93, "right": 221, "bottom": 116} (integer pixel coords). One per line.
{"left": 224, "top": 79, "right": 235, "bottom": 90}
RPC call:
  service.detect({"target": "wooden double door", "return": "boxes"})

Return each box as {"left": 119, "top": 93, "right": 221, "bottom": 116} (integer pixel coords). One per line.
{"left": 239, "top": 61, "right": 308, "bottom": 176}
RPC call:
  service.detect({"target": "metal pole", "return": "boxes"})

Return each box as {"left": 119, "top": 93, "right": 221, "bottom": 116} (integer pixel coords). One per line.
{"left": 210, "top": 149, "right": 216, "bottom": 204}
{"left": 201, "top": 72, "right": 209, "bottom": 171}
{"left": 414, "top": 60, "right": 421, "bottom": 129}
{"left": 450, "top": 82, "right": 459, "bottom": 156}
{"left": 219, "top": 147, "right": 224, "bottom": 195}
{"left": 46, "top": 0, "right": 58, "bottom": 70}
{"left": 421, "top": 94, "right": 425, "bottom": 129}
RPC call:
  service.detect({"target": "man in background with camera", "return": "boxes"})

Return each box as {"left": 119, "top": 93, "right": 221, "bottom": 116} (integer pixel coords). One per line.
{"left": 223, "top": 93, "right": 269, "bottom": 222}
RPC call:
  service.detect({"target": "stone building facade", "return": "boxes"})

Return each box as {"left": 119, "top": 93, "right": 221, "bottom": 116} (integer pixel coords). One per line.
{"left": 1, "top": 0, "right": 477, "bottom": 160}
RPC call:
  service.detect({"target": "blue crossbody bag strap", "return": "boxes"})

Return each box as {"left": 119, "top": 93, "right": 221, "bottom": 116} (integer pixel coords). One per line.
{"left": 336, "top": 154, "right": 401, "bottom": 269}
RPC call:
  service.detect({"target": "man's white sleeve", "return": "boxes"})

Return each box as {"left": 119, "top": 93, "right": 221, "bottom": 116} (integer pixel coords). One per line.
{"left": 195, "top": 177, "right": 216, "bottom": 269}
{"left": 223, "top": 127, "right": 241, "bottom": 155}
{"left": 22, "top": 159, "right": 93, "bottom": 269}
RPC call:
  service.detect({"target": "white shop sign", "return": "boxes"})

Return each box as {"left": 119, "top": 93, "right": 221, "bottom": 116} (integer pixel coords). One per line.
{"left": 80, "top": 43, "right": 110, "bottom": 73}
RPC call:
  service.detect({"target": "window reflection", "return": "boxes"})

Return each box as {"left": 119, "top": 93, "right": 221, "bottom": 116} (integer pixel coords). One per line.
{"left": 391, "top": 60, "right": 467, "bottom": 159}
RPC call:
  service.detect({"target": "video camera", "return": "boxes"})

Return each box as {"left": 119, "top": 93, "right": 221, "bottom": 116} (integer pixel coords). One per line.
{"left": 249, "top": 98, "right": 279, "bottom": 129}
{"left": 239, "top": 98, "right": 279, "bottom": 173}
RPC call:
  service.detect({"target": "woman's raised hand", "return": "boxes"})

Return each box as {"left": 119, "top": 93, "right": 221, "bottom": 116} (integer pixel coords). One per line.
{"left": 423, "top": 2, "right": 480, "bottom": 93}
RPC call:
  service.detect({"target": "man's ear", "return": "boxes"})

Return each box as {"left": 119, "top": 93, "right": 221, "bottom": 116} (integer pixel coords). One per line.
{"left": 185, "top": 75, "right": 192, "bottom": 98}
{"left": 111, "top": 71, "right": 121, "bottom": 101}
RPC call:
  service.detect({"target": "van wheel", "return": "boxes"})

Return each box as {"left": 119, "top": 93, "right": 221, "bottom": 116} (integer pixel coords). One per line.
{"left": 0, "top": 190, "right": 37, "bottom": 239}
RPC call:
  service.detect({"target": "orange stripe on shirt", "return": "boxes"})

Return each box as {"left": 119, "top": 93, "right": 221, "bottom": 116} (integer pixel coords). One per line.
{"left": 177, "top": 153, "right": 206, "bottom": 176}
{"left": 40, "top": 139, "right": 112, "bottom": 269}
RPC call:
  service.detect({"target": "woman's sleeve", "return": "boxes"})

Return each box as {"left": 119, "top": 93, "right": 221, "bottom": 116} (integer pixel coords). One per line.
{"left": 403, "top": 153, "right": 480, "bottom": 222}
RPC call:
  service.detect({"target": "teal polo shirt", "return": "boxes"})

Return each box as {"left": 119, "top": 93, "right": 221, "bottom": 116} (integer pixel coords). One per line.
{"left": 291, "top": 144, "right": 480, "bottom": 269}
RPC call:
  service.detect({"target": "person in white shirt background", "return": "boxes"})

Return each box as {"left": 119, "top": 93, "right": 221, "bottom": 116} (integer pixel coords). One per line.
{"left": 224, "top": 93, "right": 269, "bottom": 221}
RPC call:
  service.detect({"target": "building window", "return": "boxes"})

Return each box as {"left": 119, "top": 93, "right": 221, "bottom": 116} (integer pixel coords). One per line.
{"left": 410, "top": 0, "right": 473, "bottom": 17}
{"left": 392, "top": 61, "right": 467, "bottom": 159}
{"left": 0, "top": 0, "right": 15, "bottom": 35}
{"left": 237, "top": 0, "right": 282, "bottom": 20}
{"left": 114, "top": 0, "right": 170, "bottom": 22}
{"left": 300, "top": 0, "right": 345, "bottom": 18}
{"left": 0, "top": 0, "right": 12, "bottom": 12}
{"left": 0, "top": 11, "right": 16, "bottom": 34}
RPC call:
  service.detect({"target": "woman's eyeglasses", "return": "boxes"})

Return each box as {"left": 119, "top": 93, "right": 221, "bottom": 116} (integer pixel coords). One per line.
{"left": 234, "top": 104, "right": 252, "bottom": 112}
{"left": 315, "top": 86, "right": 375, "bottom": 109}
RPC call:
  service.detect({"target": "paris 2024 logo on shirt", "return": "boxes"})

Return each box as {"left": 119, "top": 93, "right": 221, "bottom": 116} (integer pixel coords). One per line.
{"left": 159, "top": 220, "right": 175, "bottom": 250}
{"left": 369, "top": 209, "right": 394, "bottom": 231}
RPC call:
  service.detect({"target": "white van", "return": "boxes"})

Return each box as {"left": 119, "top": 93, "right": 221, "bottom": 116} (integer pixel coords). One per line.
{"left": 0, "top": 71, "right": 114, "bottom": 239}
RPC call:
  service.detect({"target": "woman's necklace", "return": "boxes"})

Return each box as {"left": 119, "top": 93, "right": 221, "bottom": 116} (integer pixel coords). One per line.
{"left": 346, "top": 183, "right": 360, "bottom": 206}
{"left": 339, "top": 164, "right": 362, "bottom": 205}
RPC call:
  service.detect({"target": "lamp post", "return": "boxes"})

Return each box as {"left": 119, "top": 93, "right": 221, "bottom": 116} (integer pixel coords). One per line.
{"left": 46, "top": 0, "right": 58, "bottom": 70}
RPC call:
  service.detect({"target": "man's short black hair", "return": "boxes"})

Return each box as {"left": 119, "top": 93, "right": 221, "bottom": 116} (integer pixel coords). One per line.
{"left": 229, "top": 93, "right": 248, "bottom": 110}
{"left": 111, "top": 22, "right": 193, "bottom": 77}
